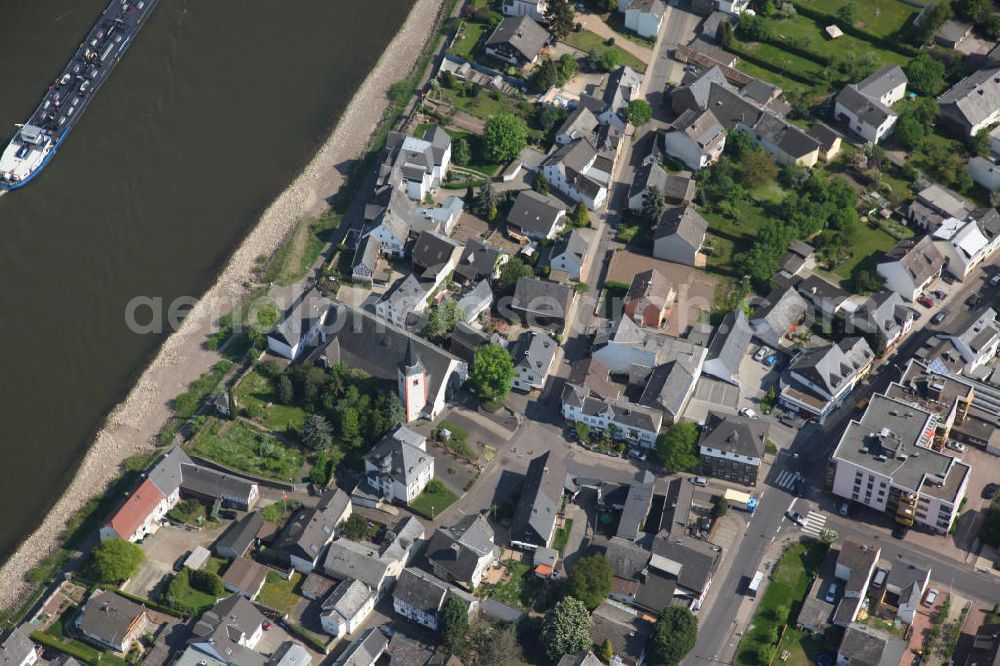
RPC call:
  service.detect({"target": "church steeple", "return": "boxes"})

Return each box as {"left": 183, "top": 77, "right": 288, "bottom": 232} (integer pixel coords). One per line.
{"left": 398, "top": 338, "right": 428, "bottom": 422}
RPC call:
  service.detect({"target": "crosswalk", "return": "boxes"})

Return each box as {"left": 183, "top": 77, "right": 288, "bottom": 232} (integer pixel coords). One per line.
{"left": 801, "top": 511, "right": 827, "bottom": 536}
{"left": 773, "top": 469, "right": 801, "bottom": 491}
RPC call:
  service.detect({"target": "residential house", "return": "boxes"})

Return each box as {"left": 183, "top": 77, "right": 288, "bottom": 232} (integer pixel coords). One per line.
{"left": 590, "top": 601, "right": 653, "bottom": 666}
{"left": 178, "top": 463, "right": 260, "bottom": 511}
{"left": 652, "top": 206, "right": 707, "bottom": 266}
{"left": 559, "top": 653, "right": 605, "bottom": 666}
{"left": 375, "top": 274, "right": 430, "bottom": 329}
{"left": 320, "top": 578, "right": 377, "bottom": 639}
{"left": 392, "top": 568, "right": 454, "bottom": 630}
{"left": 617, "top": 471, "right": 655, "bottom": 541}
{"left": 777, "top": 240, "right": 816, "bottom": 279}
{"left": 450, "top": 322, "right": 492, "bottom": 363}
{"left": 484, "top": 16, "right": 549, "bottom": 67}
{"left": 649, "top": 532, "right": 721, "bottom": 611}
{"left": 384, "top": 127, "right": 452, "bottom": 201}
{"left": 908, "top": 183, "right": 971, "bottom": 231}
{"left": 0, "top": 628, "right": 37, "bottom": 666}
{"left": 970, "top": 155, "right": 1000, "bottom": 191}
{"left": 938, "top": 67, "right": 1000, "bottom": 137}
{"left": 511, "top": 331, "right": 559, "bottom": 391}
{"left": 698, "top": 411, "right": 768, "bottom": 486}
{"left": 561, "top": 383, "right": 663, "bottom": 447}
{"left": 506, "top": 189, "right": 567, "bottom": 241}
{"left": 885, "top": 359, "right": 974, "bottom": 446}
{"left": 556, "top": 106, "right": 601, "bottom": 145}
{"left": 600, "top": 66, "right": 645, "bottom": 131}
{"left": 510, "top": 277, "right": 574, "bottom": 331}
{"left": 832, "top": 538, "right": 880, "bottom": 626}
{"left": 363, "top": 425, "right": 434, "bottom": 505}
{"left": 269, "top": 641, "right": 311, "bottom": 666}
{"left": 663, "top": 109, "right": 726, "bottom": 170}
{"left": 322, "top": 516, "right": 425, "bottom": 595}
{"left": 367, "top": 186, "right": 416, "bottom": 256}
{"left": 189, "top": 595, "right": 265, "bottom": 662}
{"left": 99, "top": 477, "right": 168, "bottom": 543}
{"left": 933, "top": 211, "right": 1000, "bottom": 280}
{"left": 548, "top": 228, "right": 591, "bottom": 280}
{"left": 319, "top": 303, "right": 467, "bottom": 421}
{"left": 222, "top": 558, "right": 270, "bottom": 600}
{"left": 834, "top": 65, "right": 908, "bottom": 144}
{"left": 752, "top": 113, "right": 821, "bottom": 167}
{"left": 510, "top": 451, "right": 567, "bottom": 550}
{"left": 847, "top": 289, "right": 915, "bottom": 354}
{"left": 214, "top": 511, "right": 265, "bottom": 560}
{"left": 352, "top": 235, "right": 381, "bottom": 285}
{"left": 502, "top": 0, "right": 548, "bottom": 21}
{"left": 965, "top": 622, "right": 1000, "bottom": 666}
{"left": 426, "top": 513, "right": 499, "bottom": 590}
{"left": 837, "top": 624, "right": 908, "bottom": 666}
{"left": 334, "top": 628, "right": 388, "bottom": 666}
{"left": 779, "top": 337, "right": 874, "bottom": 422}
{"left": 750, "top": 285, "right": 810, "bottom": 351}
{"left": 542, "top": 139, "right": 611, "bottom": 210}
{"left": 76, "top": 591, "right": 149, "bottom": 653}
{"left": 830, "top": 393, "right": 971, "bottom": 535}
{"left": 690, "top": 36, "right": 738, "bottom": 67}
{"left": 623, "top": 268, "right": 674, "bottom": 328}
{"left": 453, "top": 238, "right": 507, "bottom": 284}
{"left": 628, "top": 159, "right": 695, "bottom": 209}
{"left": 877, "top": 235, "right": 947, "bottom": 302}
{"left": 702, "top": 310, "right": 753, "bottom": 386}
{"left": 950, "top": 307, "right": 1000, "bottom": 374}
{"left": 411, "top": 231, "right": 460, "bottom": 289}
{"left": 935, "top": 19, "right": 972, "bottom": 48}
{"left": 808, "top": 123, "right": 843, "bottom": 162}
{"left": 618, "top": 0, "right": 666, "bottom": 39}
{"left": 266, "top": 294, "right": 334, "bottom": 360}
{"left": 273, "top": 489, "right": 352, "bottom": 573}
{"left": 880, "top": 561, "right": 931, "bottom": 624}
{"left": 456, "top": 280, "right": 493, "bottom": 324}
{"left": 796, "top": 274, "right": 852, "bottom": 319}
{"left": 416, "top": 195, "right": 463, "bottom": 237}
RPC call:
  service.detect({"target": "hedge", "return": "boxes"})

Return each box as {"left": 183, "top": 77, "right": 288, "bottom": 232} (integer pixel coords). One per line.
{"left": 728, "top": 44, "right": 821, "bottom": 86}
{"left": 287, "top": 623, "right": 330, "bottom": 653}
{"left": 30, "top": 632, "right": 100, "bottom": 666}
{"left": 99, "top": 586, "right": 187, "bottom": 619}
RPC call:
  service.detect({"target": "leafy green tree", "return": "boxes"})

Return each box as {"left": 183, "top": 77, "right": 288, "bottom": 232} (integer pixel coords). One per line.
{"left": 820, "top": 528, "right": 839, "bottom": 543}
{"left": 545, "top": 0, "right": 576, "bottom": 41}
{"left": 277, "top": 374, "right": 294, "bottom": 404}
{"left": 568, "top": 555, "right": 613, "bottom": 610}
{"left": 424, "top": 297, "right": 462, "bottom": 340}
{"left": 190, "top": 569, "right": 225, "bottom": 596}
{"left": 476, "top": 179, "right": 498, "bottom": 220}
{"left": 599, "top": 638, "right": 615, "bottom": 663}
{"left": 737, "top": 13, "right": 773, "bottom": 41}
{"left": 957, "top": 0, "right": 990, "bottom": 22}
{"left": 737, "top": 150, "right": 778, "bottom": 188}
{"left": 558, "top": 53, "right": 578, "bottom": 82}
{"left": 894, "top": 114, "right": 925, "bottom": 151}
{"left": 537, "top": 105, "right": 565, "bottom": 133}
{"left": 599, "top": 49, "right": 622, "bottom": 72}
{"left": 647, "top": 606, "right": 698, "bottom": 666}
{"left": 713, "top": 497, "right": 729, "bottom": 518}
{"left": 88, "top": 538, "right": 144, "bottom": 584}
{"left": 342, "top": 513, "right": 378, "bottom": 541}
{"left": 439, "top": 596, "right": 470, "bottom": 655}
{"left": 904, "top": 53, "right": 947, "bottom": 96}
{"left": 468, "top": 621, "right": 519, "bottom": 666}
{"left": 655, "top": 422, "right": 701, "bottom": 471}
{"left": 301, "top": 414, "right": 333, "bottom": 450}
{"left": 336, "top": 404, "right": 361, "bottom": 446}
{"left": 442, "top": 70, "right": 458, "bottom": 89}
{"left": 452, "top": 136, "right": 471, "bottom": 166}
{"left": 837, "top": 2, "right": 859, "bottom": 25}
{"left": 540, "top": 597, "right": 593, "bottom": 661}
{"left": 533, "top": 56, "right": 561, "bottom": 90}
{"left": 724, "top": 129, "right": 758, "bottom": 159}
{"left": 470, "top": 344, "right": 516, "bottom": 401}
{"left": 571, "top": 201, "right": 590, "bottom": 227}
{"left": 641, "top": 186, "right": 667, "bottom": 221}
{"left": 718, "top": 20, "right": 734, "bottom": 47}
{"left": 484, "top": 113, "right": 529, "bottom": 163}
{"left": 972, "top": 127, "right": 992, "bottom": 157}
{"left": 534, "top": 172, "right": 550, "bottom": 195}
{"left": 495, "top": 257, "right": 534, "bottom": 294}
{"left": 626, "top": 99, "right": 653, "bottom": 127}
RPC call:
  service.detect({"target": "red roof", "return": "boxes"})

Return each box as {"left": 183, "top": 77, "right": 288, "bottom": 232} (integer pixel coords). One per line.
{"left": 106, "top": 478, "right": 165, "bottom": 540}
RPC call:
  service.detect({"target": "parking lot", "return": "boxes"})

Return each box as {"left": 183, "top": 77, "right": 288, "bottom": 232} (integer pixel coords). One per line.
{"left": 123, "top": 522, "right": 227, "bottom": 599}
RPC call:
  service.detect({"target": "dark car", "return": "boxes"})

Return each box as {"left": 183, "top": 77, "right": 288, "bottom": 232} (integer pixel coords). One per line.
{"left": 984, "top": 483, "right": 999, "bottom": 500}
{"left": 173, "top": 552, "right": 189, "bottom": 572}
{"left": 933, "top": 290, "right": 946, "bottom": 299}
{"left": 931, "top": 309, "right": 949, "bottom": 325}
{"left": 917, "top": 295, "right": 934, "bottom": 308}
{"left": 892, "top": 524, "right": 908, "bottom": 540}
{"left": 219, "top": 510, "right": 238, "bottom": 520}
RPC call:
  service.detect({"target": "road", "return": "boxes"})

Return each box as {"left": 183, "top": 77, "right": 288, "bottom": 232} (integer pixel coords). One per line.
{"left": 643, "top": 4, "right": 701, "bottom": 122}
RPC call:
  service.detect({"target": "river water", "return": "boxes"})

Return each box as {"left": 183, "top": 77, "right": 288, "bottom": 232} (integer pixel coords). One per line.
{"left": 0, "top": 0, "right": 410, "bottom": 562}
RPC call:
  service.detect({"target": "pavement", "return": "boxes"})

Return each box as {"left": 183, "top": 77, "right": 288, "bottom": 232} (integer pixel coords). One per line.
{"left": 574, "top": 13, "right": 654, "bottom": 63}
{"left": 641, "top": 4, "right": 702, "bottom": 122}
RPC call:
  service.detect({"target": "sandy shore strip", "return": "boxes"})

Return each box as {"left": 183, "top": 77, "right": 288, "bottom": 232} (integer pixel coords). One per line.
{"left": 0, "top": 0, "right": 445, "bottom": 611}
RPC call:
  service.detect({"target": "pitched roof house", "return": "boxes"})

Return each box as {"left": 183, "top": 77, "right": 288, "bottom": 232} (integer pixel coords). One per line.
{"left": 702, "top": 309, "right": 753, "bottom": 386}
{"left": 320, "top": 578, "right": 377, "bottom": 639}
{"left": 838, "top": 624, "right": 908, "bottom": 666}
{"left": 561, "top": 382, "right": 664, "bottom": 448}
{"left": 750, "top": 285, "right": 810, "bottom": 351}
{"left": 938, "top": 67, "right": 1000, "bottom": 137}
{"left": 485, "top": 16, "right": 549, "bottom": 67}
{"left": 222, "top": 558, "right": 270, "bottom": 600}
{"left": 618, "top": 0, "right": 666, "bottom": 39}
{"left": 506, "top": 189, "right": 567, "bottom": 240}
{"left": 511, "top": 330, "right": 559, "bottom": 391}
{"left": 510, "top": 452, "right": 567, "bottom": 550}
{"left": 99, "top": 477, "right": 167, "bottom": 543}
{"left": 541, "top": 139, "right": 612, "bottom": 210}
{"left": 0, "top": 627, "right": 37, "bottom": 666}
{"left": 190, "top": 594, "right": 266, "bottom": 661}
{"left": 877, "top": 235, "right": 947, "bottom": 301}
{"left": 76, "top": 591, "right": 149, "bottom": 653}
{"left": 334, "top": 628, "right": 388, "bottom": 666}
{"left": 653, "top": 205, "right": 707, "bottom": 266}
{"left": 548, "top": 228, "right": 592, "bottom": 280}
{"left": 274, "top": 489, "right": 352, "bottom": 573}
{"left": 392, "top": 568, "right": 464, "bottom": 631}
{"left": 780, "top": 337, "right": 874, "bottom": 421}
{"left": 214, "top": 511, "right": 265, "bottom": 560}
{"left": 623, "top": 268, "right": 675, "bottom": 328}
{"left": 363, "top": 425, "right": 434, "bottom": 505}
{"left": 411, "top": 231, "right": 460, "bottom": 285}
{"left": 426, "top": 513, "right": 499, "bottom": 590}
{"left": 375, "top": 274, "right": 431, "bottom": 329}
{"left": 266, "top": 294, "right": 334, "bottom": 361}
{"left": 834, "top": 65, "right": 908, "bottom": 144}
{"left": 322, "top": 516, "right": 425, "bottom": 594}
{"left": 663, "top": 108, "right": 726, "bottom": 171}
{"left": 847, "top": 290, "right": 915, "bottom": 354}
{"left": 454, "top": 238, "right": 507, "bottom": 284}
{"left": 908, "top": 183, "right": 971, "bottom": 231}
{"left": 698, "top": 411, "right": 768, "bottom": 486}
{"left": 511, "top": 277, "right": 574, "bottom": 331}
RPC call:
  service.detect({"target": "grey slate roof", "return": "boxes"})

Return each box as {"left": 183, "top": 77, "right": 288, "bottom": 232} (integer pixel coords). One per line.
{"left": 511, "top": 277, "right": 574, "bottom": 319}
{"left": 751, "top": 286, "right": 809, "bottom": 344}
{"left": 654, "top": 205, "right": 708, "bottom": 251}
{"left": 671, "top": 66, "right": 728, "bottom": 114}
{"left": 268, "top": 641, "right": 311, "bottom": 666}
{"left": 589, "top": 602, "right": 653, "bottom": 665}
{"left": 543, "top": 139, "right": 605, "bottom": 199}
{"left": 837, "top": 85, "right": 894, "bottom": 129}
{"left": 796, "top": 274, "right": 851, "bottom": 309}
{"left": 426, "top": 513, "right": 496, "bottom": 584}
{"left": 180, "top": 464, "right": 257, "bottom": 504}
{"left": 511, "top": 451, "right": 566, "bottom": 548}
{"left": 789, "top": 337, "right": 873, "bottom": 397}
{"left": 808, "top": 123, "right": 842, "bottom": 151}
{"left": 603, "top": 66, "right": 644, "bottom": 118}
{"left": 365, "top": 426, "right": 433, "bottom": 493}
{"left": 703, "top": 309, "right": 752, "bottom": 384}
{"left": 699, "top": 411, "right": 767, "bottom": 458}
{"left": 322, "top": 539, "right": 392, "bottom": 590}
{"left": 857, "top": 65, "right": 907, "bottom": 100}
{"left": 512, "top": 331, "right": 558, "bottom": 376}
{"left": 507, "top": 189, "right": 566, "bottom": 237}
{"left": 335, "top": 628, "right": 388, "bottom": 666}
{"left": 394, "top": 568, "right": 449, "bottom": 616}
{"left": 562, "top": 383, "right": 665, "bottom": 433}
{"left": 411, "top": 231, "right": 459, "bottom": 279}
{"left": 78, "top": 591, "right": 146, "bottom": 648}
{"left": 274, "top": 489, "right": 350, "bottom": 564}
{"left": 604, "top": 536, "right": 652, "bottom": 580}
{"left": 557, "top": 106, "right": 600, "bottom": 142}
{"left": 550, "top": 228, "right": 591, "bottom": 267}
{"left": 454, "top": 238, "right": 504, "bottom": 283}
{"left": 456, "top": 280, "right": 493, "bottom": 322}
{"left": 215, "top": 511, "right": 265, "bottom": 557}
{"left": 486, "top": 15, "right": 549, "bottom": 62}
{"left": 0, "top": 627, "right": 35, "bottom": 665}
{"left": 839, "top": 623, "right": 909, "bottom": 666}
{"left": 558, "top": 651, "right": 605, "bottom": 666}
{"left": 650, "top": 532, "right": 720, "bottom": 594}
{"left": 879, "top": 235, "right": 946, "bottom": 287}
{"left": 617, "top": 471, "right": 655, "bottom": 541}
{"left": 148, "top": 445, "right": 192, "bottom": 498}
{"left": 322, "top": 578, "right": 374, "bottom": 620}
{"left": 269, "top": 295, "right": 333, "bottom": 349}
{"left": 638, "top": 360, "right": 697, "bottom": 418}
{"left": 671, "top": 108, "right": 726, "bottom": 153}
{"left": 938, "top": 68, "right": 1000, "bottom": 132}
{"left": 753, "top": 113, "right": 820, "bottom": 158}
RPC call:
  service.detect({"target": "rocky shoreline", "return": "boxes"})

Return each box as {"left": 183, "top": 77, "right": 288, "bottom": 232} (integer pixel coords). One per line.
{"left": 0, "top": 0, "right": 445, "bottom": 610}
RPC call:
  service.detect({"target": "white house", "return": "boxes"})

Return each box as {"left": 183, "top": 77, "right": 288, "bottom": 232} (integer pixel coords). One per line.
{"left": 933, "top": 214, "right": 1000, "bottom": 280}
{"left": 375, "top": 274, "right": 429, "bottom": 329}
{"left": 618, "top": 0, "right": 665, "bottom": 39}
{"left": 950, "top": 307, "right": 1000, "bottom": 374}
{"left": 0, "top": 627, "right": 38, "bottom": 666}
{"left": 561, "top": 383, "right": 662, "bottom": 447}
{"left": 834, "top": 66, "right": 907, "bottom": 144}
{"left": 876, "top": 235, "right": 946, "bottom": 302}
{"left": 363, "top": 425, "right": 434, "bottom": 504}
{"left": 266, "top": 294, "right": 334, "bottom": 360}
{"left": 426, "top": 514, "right": 499, "bottom": 591}
{"left": 970, "top": 155, "right": 1000, "bottom": 191}
{"left": 393, "top": 568, "right": 450, "bottom": 630}
{"left": 416, "top": 195, "right": 464, "bottom": 236}
{"left": 542, "top": 139, "right": 610, "bottom": 210}
{"left": 548, "top": 228, "right": 591, "bottom": 280}
{"left": 100, "top": 477, "right": 170, "bottom": 543}
{"left": 511, "top": 331, "right": 559, "bottom": 392}
{"left": 652, "top": 205, "right": 707, "bottom": 267}
{"left": 663, "top": 109, "right": 726, "bottom": 170}
{"left": 320, "top": 578, "right": 377, "bottom": 639}
{"left": 388, "top": 127, "right": 452, "bottom": 201}
{"left": 938, "top": 67, "right": 1000, "bottom": 137}
{"left": 779, "top": 337, "right": 874, "bottom": 422}
{"left": 322, "top": 518, "right": 426, "bottom": 597}
{"left": 501, "top": 0, "right": 547, "bottom": 21}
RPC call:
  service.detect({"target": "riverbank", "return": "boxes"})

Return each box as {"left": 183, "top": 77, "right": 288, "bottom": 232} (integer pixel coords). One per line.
{"left": 0, "top": 0, "right": 445, "bottom": 610}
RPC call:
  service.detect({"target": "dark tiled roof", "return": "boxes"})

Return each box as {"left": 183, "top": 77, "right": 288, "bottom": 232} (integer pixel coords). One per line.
{"left": 654, "top": 205, "right": 708, "bottom": 250}
{"left": 215, "top": 512, "right": 265, "bottom": 557}
{"left": 511, "top": 452, "right": 566, "bottom": 547}
{"left": 78, "top": 591, "right": 146, "bottom": 647}
{"left": 699, "top": 411, "right": 767, "bottom": 458}
{"left": 486, "top": 16, "right": 549, "bottom": 62}
{"left": 507, "top": 189, "right": 566, "bottom": 237}
{"left": 511, "top": 277, "right": 573, "bottom": 318}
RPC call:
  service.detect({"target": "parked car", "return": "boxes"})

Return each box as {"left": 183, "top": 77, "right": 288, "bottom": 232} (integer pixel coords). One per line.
{"left": 984, "top": 483, "right": 999, "bottom": 500}
{"left": 892, "top": 524, "right": 908, "bottom": 539}
{"left": 219, "top": 510, "right": 237, "bottom": 520}
{"left": 691, "top": 476, "right": 709, "bottom": 486}
{"left": 923, "top": 588, "right": 940, "bottom": 607}
{"left": 173, "top": 552, "right": 189, "bottom": 573}
{"left": 262, "top": 621, "right": 272, "bottom": 632}
{"left": 839, "top": 502, "right": 849, "bottom": 516}
{"left": 764, "top": 353, "right": 779, "bottom": 366}
{"left": 946, "top": 440, "right": 965, "bottom": 453}
{"left": 825, "top": 583, "right": 838, "bottom": 603}
{"left": 740, "top": 408, "right": 760, "bottom": 420}
{"left": 628, "top": 449, "right": 647, "bottom": 462}
{"left": 990, "top": 274, "right": 1000, "bottom": 287}
{"left": 872, "top": 568, "right": 887, "bottom": 588}
{"left": 931, "top": 309, "right": 949, "bottom": 325}
{"left": 753, "top": 346, "right": 771, "bottom": 362}
{"left": 932, "top": 290, "right": 946, "bottom": 299}
{"left": 917, "top": 295, "right": 934, "bottom": 308}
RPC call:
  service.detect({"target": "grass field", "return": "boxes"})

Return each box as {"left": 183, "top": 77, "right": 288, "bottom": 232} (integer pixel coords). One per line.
{"left": 701, "top": 200, "right": 776, "bottom": 279}
{"left": 563, "top": 29, "right": 647, "bottom": 73}
{"left": 820, "top": 220, "right": 908, "bottom": 285}
{"left": 553, "top": 518, "right": 574, "bottom": 555}
{"left": 259, "top": 571, "right": 303, "bottom": 614}
{"left": 793, "top": 0, "right": 919, "bottom": 38}
{"left": 444, "top": 128, "right": 505, "bottom": 176}
{"left": 769, "top": 12, "right": 910, "bottom": 68}
{"left": 233, "top": 368, "right": 309, "bottom": 433}
{"left": 409, "top": 480, "right": 459, "bottom": 519}
{"left": 487, "top": 560, "right": 544, "bottom": 610}
{"left": 773, "top": 627, "right": 825, "bottom": 666}
{"left": 450, "top": 19, "right": 488, "bottom": 60}
{"left": 266, "top": 212, "right": 340, "bottom": 287}
{"left": 188, "top": 418, "right": 305, "bottom": 482}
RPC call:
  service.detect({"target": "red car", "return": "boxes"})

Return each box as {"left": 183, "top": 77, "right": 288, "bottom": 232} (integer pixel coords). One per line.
{"left": 262, "top": 621, "right": 272, "bottom": 631}
{"left": 917, "top": 295, "right": 934, "bottom": 308}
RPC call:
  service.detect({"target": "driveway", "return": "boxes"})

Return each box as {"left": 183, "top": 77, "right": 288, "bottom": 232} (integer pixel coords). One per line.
{"left": 123, "top": 522, "right": 227, "bottom": 599}
{"left": 573, "top": 14, "right": 654, "bottom": 64}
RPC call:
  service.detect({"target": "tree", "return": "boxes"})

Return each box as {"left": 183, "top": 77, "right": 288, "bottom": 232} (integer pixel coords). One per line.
{"left": 470, "top": 344, "right": 516, "bottom": 401}
{"left": 737, "top": 150, "right": 778, "bottom": 188}
{"left": 713, "top": 497, "right": 729, "bottom": 518}
{"left": 558, "top": 53, "right": 578, "bottom": 82}
{"left": 423, "top": 297, "right": 462, "bottom": 340}
{"left": 568, "top": 555, "right": 613, "bottom": 610}
{"left": 495, "top": 257, "right": 534, "bottom": 294}
{"left": 540, "top": 598, "right": 593, "bottom": 661}
{"left": 452, "top": 136, "right": 471, "bottom": 166}
{"left": 655, "top": 422, "right": 700, "bottom": 471}
{"left": 189, "top": 569, "right": 225, "bottom": 596}
{"left": 904, "top": 53, "right": 947, "bottom": 96}
{"left": 301, "top": 414, "right": 333, "bottom": 450}
{"left": 820, "top": 528, "right": 839, "bottom": 543}
{"left": 972, "top": 127, "right": 992, "bottom": 157}
{"left": 626, "top": 99, "right": 653, "bottom": 127}
{"left": 277, "top": 374, "right": 294, "bottom": 404}
{"left": 533, "top": 56, "right": 562, "bottom": 90}
{"left": 537, "top": 105, "right": 565, "bottom": 133}
{"left": 468, "top": 621, "right": 519, "bottom": 666}
{"left": 599, "top": 638, "right": 615, "bottom": 663}
{"left": 439, "top": 596, "right": 470, "bottom": 655}
{"left": 647, "top": 607, "right": 698, "bottom": 666}
{"left": 534, "top": 172, "right": 550, "bottom": 195}
{"left": 88, "top": 538, "right": 144, "bottom": 584}
{"left": 545, "top": 0, "right": 575, "bottom": 41}
{"left": 599, "top": 49, "right": 622, "bottom": 72}
{"left": 957, "top": 0, "right": 990, "bottom": 22}
{"left": 837, "top": 2, "right": 858, "bottom": 25}
{"left": 571, "top": 201, "right": 590, "bottom": 227}
{"left": 894, "top": 114, "right": 925, "bottom": 151}
{"left": 476, "top": 179, "right": 498, "bottom": 220}
{"left": 718, "top": 20, "right": 733, "bottom": 47}
{"left": 484, "top": 113, "right": 529, "bottom": 163}
{"left": 342, "top": 513, "right": 377, "bottom": 541}
{"left": 641, "top": 186, "right": 667, "bottom": 222}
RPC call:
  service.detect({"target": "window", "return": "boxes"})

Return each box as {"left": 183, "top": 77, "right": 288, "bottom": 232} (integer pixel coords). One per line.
{"left": 412, "top": 378, "right": 420, "bottom": 386}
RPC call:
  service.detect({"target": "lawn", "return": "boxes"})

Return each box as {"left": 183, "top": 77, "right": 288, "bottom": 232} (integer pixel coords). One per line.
{"left": 260, "top": 499, "right": 302, "bottom": 527}
{"left": 700, "top": 200, "right": 775, "bottom": 279}
{"left": 563, "top": 29, "right": 647, "bottom": 73}
{"left": 487, "top": 560, "right": 544, "bottom": 611}
{"left": 819, "top": 220, "right": 905, "bottom": 285}
{"left": 167, "top": 498, "right": 210, "bottom": 526}
{"left": 735, "top": 541, "right": 829, "bottom": 666}
{"left": 233, "top": 368, "right": 309, "bottom": 433}
{"left": 768, "top": 11, "right": 910, "bottom": 68}
{"left": 449, "top": 19, "right": 488, "bottom": 60}
{"left": 793, "top": 0, "right": 919, "bottom": 39}
{"left": 162, "top": 568, "right": 218, "bottom": 615}
{"left": 265, "top": 212, "right": 340, "bottom": 287}
{"left": 258, "top": 571, "right": 303, "bottom": 614}
{"left": 188, "top": 418, "right": 306, "bottom": 482}
{"left": 602, "top": 12, "right": 656, "bottom": 49}
{"left": 409, "top": 480, "right": 460, "bottom": 519}
{"left": 444, "top": 128, "right": 505, "bottom": 176}
{"left": 773, "top": 627, "right": 824, "bottom": 666}
{"left": 553, "top": 518, "right": 574, "bottom": 555}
